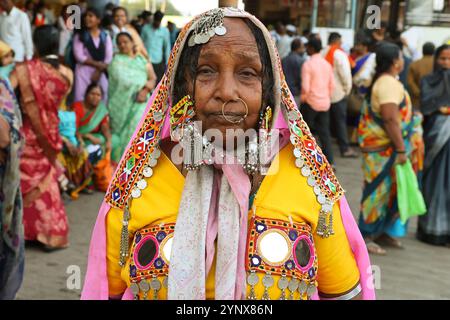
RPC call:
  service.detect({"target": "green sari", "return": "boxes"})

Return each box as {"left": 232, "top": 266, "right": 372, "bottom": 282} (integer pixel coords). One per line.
{"left": 78, "top": 101, "right": 119, "bottom": 157}
{"left": 107, "top": 54, "right": 149, "bottom": 162}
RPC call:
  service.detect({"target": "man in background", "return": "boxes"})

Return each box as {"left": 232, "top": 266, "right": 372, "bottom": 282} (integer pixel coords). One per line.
{"left": 141, "top": 10, "right": 171, "bottom": 84}
{"left": 407, "top": 42, "right": 435, "bottom": 110}
{"left": 323, "top": 32, "right": 357, "bottom": 158}
{"left": 282, "top": 38, "right": 305, "bottom": 105}
{"left": 0, "top": 0, "right": 33, "bottom": 62}
{"left": 301, "top": 37, "right": 335, "bottom": 166}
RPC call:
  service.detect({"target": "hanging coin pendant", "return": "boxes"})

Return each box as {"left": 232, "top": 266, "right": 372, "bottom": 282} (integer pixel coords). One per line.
{"left": 298, "top": 280, "right": 307, "bottom": 296}
{"left": 137, "top": 179, "right": 147, "bottom": 190}
{"left": 293, "top": 148, "right": 302, "bottom": 158}
{"left": 306, "top": 284, "right": 316, "bottom": 299}
{"left": 317, "top": 193, "right": 326, "bottom": 204}
{"left": 301, "top": 166, "right": 311, "bottom": 177}
{"left": 139, "top": 280, "right": 150, "bottom": 300}
{"left": 214, "top": 25, "right": 227, "bottom": 36}
{"left": 148, "top": 158, "right": 158, "bottom": 168}
{"left": 278, "top": 276, "right": 289, "bottom": 290}
{"left": 314, "top": 185, "right": 321, "bottom": 195}
{"left": 130, "top": 283, "right": 140, "bottom": 300}
{"left": 262, "top": 274, "right": 274, "bottom": 288}
{"left": 188, "top": 35, "right": 196, "bottom": 47}
{"left": 289, "top": 278, "right": 299, "bottom": 291}
{"left": 143, "top": 167, "right": 153, "bottom": 178}
{"left": 208, "top": 28, "right": 216, "bottom": 37}
{"left": 131, "top": 188, "right": 141, "bottom": 198}
{"left": 200, "top": 33, "right": 210, "bottom": 44}
{"left": 163, "top": 276, "right": 168, "bottom": 289}
{"left": 151, "top": 148, "right": 161, "bottom": 159}
{"left": 247, "top": 272, "right": 259, "bottom": 286}
{"left": 295, "top": 157, "right": 305, "bottom": 168}
{"left": 194, "top": 33, "right": 203, "bottom": 44}
{"left": 307, "top": 175, "right": 316, "bottom": 187}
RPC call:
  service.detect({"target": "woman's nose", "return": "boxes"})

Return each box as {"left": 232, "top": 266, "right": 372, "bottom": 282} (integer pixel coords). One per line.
{"left": 214, "top": 70, "right": 239, "bottom": 103}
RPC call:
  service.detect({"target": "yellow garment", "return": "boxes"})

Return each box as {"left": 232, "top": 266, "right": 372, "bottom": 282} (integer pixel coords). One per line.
{"left": 106, "top": 144, "right": 360, "bottom": 299}
{"left": 0, "top": 40, "right": 12, "bottom": 59}
{"left": 371, "top": 75, "right": 406, "bottom": 114}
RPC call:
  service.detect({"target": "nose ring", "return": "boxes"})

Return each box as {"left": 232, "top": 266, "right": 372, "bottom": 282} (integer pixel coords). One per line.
{"left": 221, "top": 98, "right": 249, "bottom": 124}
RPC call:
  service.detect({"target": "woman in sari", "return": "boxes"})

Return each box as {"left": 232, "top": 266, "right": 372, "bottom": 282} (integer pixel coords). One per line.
{"left": 111, "top": 6, "right": 148, "bottom": 58}
{"left": 358, "top": 42, "right": 424, "bottom": 255}
{"left": 108, "top": 32, "right": 157, "bottom": 163}
{"left": 73, "top": 83, "right": 117, "bottom": 165}
{"left": 58, "top": 103, "right": 93, "bottom": 200}
{"left": 82, "top": 8, "right": 375, "bottom": 301}
{"left": 9, "top": 26, "right": 73, "bottom": 250}
{"left": 0, "top": 79, "right": 24, "bottom": 299}
{"left": 417, "top": 44, "right": 450, "bottom": 246}
{"left": 73, "top": 7, "right": 113, "bottom": 104}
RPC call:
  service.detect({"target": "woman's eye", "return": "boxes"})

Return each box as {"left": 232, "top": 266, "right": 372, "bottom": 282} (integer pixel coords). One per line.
{"left": 197, "top": 68, "right": 214, "bottom": 75}
{"left": 239, "top": 69, "right": 259, "bottom": 78}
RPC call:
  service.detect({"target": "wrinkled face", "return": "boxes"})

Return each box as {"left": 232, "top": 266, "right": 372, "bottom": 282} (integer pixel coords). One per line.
{"left": 85, "top": 12, "right": 101, "bottom": 29}
{"left": 86, "top": 86, "right": 102, "bottom": 108}
{"left": 117, "top": 34, "right": 134, "bottom": 55}
{"left": 437, "top": 48, "right": 450, "bottom": 70}
{"left": 187, "top": 18, "right": 263, "bottom": 140}
{"left": 114, "top": 9, "right": 127, "bottom": 28}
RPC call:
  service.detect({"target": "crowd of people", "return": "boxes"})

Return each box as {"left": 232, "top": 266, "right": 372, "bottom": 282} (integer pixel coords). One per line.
{"left": 0, "top": 0, "right": 177, "bottom": 299}
{"left": 273, "top": 21, "right": 450, "bottom": 255}
{"left": 0, "top": 2, "right": 448, "bottom": 301}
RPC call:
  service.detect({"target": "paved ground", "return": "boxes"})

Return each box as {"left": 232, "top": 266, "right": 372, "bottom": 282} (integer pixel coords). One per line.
{"left": 16, "top": 145, "right": 450, "bottom": 300}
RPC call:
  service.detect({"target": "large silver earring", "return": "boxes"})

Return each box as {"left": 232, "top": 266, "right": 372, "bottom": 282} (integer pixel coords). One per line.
{"left": 180, "top": 121, "right": 204, "bottom": 171}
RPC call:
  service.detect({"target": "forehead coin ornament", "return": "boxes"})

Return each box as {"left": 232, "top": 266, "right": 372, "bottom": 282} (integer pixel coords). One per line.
{"left": 188, "top": 8, "right": 227, "bottom": 47}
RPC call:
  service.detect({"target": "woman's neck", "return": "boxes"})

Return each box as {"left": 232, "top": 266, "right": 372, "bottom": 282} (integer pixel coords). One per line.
{"left": 89, "top": 28, "right": 100, "bottom": 37}
{"left": 84, "top": 102, "right": 96, "bottom": 110}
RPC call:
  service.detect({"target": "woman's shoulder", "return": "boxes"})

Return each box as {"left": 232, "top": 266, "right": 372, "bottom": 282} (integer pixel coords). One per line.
{"left": 374, "top": 74, "right": 403, "bottom": 92}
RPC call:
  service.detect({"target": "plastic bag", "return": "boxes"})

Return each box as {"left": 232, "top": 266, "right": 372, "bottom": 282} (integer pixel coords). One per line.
{"left": 93, "top": 151, "right": 113, "bottom": 192}
{"left": 395, "top": 159, "right": 426, "bottom": 224}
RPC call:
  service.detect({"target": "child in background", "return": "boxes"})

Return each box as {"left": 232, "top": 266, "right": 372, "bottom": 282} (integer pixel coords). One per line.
{"left": 0, "top": 41, "right": 14, "bottom": 83}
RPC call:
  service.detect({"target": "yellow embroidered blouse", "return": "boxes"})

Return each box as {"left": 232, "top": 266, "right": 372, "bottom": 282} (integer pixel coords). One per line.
{"left": 106, "top": 144, "right": 360, "bottom": 299}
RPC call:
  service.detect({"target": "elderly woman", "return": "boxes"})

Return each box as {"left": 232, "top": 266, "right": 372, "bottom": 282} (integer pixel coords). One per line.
{"left": 82, "top": 8, "right": 374, "bottom": 301}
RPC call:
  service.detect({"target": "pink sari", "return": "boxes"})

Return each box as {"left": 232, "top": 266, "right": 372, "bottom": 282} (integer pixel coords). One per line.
{"left": 17, "top": 59, "right": 71, "bottom": 248}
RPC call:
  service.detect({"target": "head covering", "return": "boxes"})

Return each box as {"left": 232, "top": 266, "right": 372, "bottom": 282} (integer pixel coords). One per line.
{"left": 286, "top": 24, "right": 296, "bottom": 33}
{"left": 82, "top": 7, "right": 375, "bottom": 300}
{"left": 0, "top": 41, "right": 13, "bottom": 60}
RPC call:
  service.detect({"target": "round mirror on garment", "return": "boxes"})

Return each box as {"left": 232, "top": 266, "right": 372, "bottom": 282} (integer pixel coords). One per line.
{"left": 293, "top": 237, "right": 312, "bottom": 268}
{"left": 135, "top": 236, "right": 158, "bottom": 269}
{"left": 160, "top": 234, "right": 174, "bottom": 264}
{"left": 257, "top": 229, "right": 291, "bottom": 265}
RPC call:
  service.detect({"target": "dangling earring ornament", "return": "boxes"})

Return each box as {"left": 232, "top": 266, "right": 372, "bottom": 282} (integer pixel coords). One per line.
{"left": 170, "top": 95, "right": 204, "bottom": 171}
{"left": 259, "top": 106, "right": 273, "bottom": 172}
{"left": 170, "top": 95, "right": 195, "bottom": 142}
